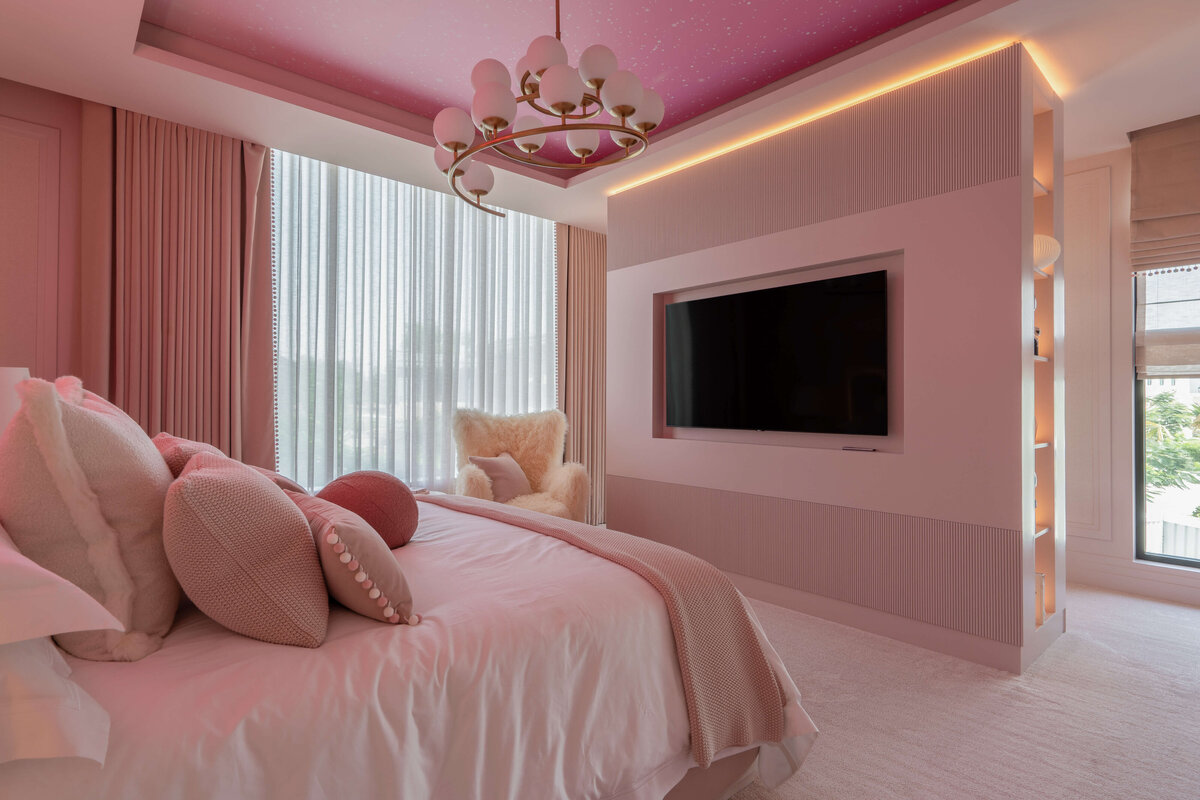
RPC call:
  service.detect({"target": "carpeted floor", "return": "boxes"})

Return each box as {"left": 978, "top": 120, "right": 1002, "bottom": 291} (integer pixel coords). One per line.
{"left": 735, "top": 584, "right": 1200, "bottom": 800}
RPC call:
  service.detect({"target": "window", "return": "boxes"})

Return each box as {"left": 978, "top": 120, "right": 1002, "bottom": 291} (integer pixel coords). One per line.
{"left": 271, "top": 151, "right": 556, "bottom": 490}
{"left": 1135, "top": 268, "right": 1200, "bottom": 566}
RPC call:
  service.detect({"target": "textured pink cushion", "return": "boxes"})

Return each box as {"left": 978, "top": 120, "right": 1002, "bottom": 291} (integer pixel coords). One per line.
{"left": 468, "top": 453, "right": 533, "bottom": 503}
{"left": 163, "top": 453, "right": 327, "bottom": 647}
{"left": 0, "top": 377, "right": 179, "bottom": 661}
{"left": 288, "top": 493, "right": 417, "bottom": 625}
{"left": 151, "top": 432, "right": 307, "bottom": 494}
{"left": 316, "top": 471, "right": 418, "bottom": 548}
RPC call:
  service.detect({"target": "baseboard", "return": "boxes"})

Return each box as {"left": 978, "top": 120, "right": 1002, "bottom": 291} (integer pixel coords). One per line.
{"left": 728, "top": 571, "right": 1024, "bottom": 673}
{"left": 1067, "top": 548, "right": 1200, "bottom": 607}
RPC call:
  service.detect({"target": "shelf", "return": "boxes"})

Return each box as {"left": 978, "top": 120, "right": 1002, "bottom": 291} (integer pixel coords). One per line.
{"left": 1033, "top": 177, "right": 1050, "bottom": 197}
{"left": 1034, "top": 526, "right": 1051, "bottom": 539}
{"left": 1033, "top": 355, "right": 1050, "bottom": 363}
{"left": 1034, "top": 266, "right": 1050, "bottom": 280}
{"left": 1033, "top": 442, "right": 1051, "bottom": 450}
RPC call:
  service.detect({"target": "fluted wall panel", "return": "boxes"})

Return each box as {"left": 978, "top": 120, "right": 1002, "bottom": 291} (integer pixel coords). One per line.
{"left": 607, "top": 474, "right": 1023, "bottom": 645}
{"left": 608, "top": 44, "right": 1022, "bottom": 270}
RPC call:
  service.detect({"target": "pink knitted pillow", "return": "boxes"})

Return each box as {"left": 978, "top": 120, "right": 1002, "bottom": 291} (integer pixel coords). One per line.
{"left": 151, "top": 432, "right": 307, "bottom": 494}
{"left": 163, "top": 452, "right": 327, "bottom": 647}
{"left": 0, "top": 377, "right": 179, "bottom": 662}
{"left": 316, "top": 471, "right": 419, "bottom": 548}
{"left": 468, "top": 453, "right": 532, "bottom": 503}
{"left": 288, "top": 492, "right": 418, "bottom": 626}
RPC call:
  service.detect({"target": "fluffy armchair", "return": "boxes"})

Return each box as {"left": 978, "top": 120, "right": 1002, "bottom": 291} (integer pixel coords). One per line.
{"left": 452, "top": 408, "right": 590, "bottom": 522}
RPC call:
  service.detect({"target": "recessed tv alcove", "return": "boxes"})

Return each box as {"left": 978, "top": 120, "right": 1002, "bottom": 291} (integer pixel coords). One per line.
{"left": 652, "top": 251, "right": 904, "bottom": 452}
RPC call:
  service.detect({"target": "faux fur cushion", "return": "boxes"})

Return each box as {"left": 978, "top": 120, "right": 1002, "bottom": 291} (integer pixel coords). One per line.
{"left": 316, "top": 471, "right": 418, "bottom": 548}
{"left": 151, "top": 432, "right": 307, "bottom": 494}
{"left": 452, "top": 409, "right": 567, "bottom": 492}
{"left": 467, "top": 453, "right": 532, "bottom": 503}
{"left": 288, "top": 492, "right": 417, "bottom": 625}
{"left": 0, "top": 377, "right": 179, "bottom": 661}
{"left": 163, "top": 453, "right": 327, "bottom": 648}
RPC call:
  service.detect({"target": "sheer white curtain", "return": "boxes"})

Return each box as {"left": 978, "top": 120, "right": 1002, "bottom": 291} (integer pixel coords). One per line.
{"left": 272, "top": 151, "right": 556, "bottom": 490}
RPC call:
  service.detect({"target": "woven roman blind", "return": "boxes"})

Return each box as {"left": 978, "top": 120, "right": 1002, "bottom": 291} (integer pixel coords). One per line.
{"left": 1129, "top": 114, "right": 1200, "bottom": 273}
{"left": 1135, "top": 269, "right": 1200, "bottom": 379}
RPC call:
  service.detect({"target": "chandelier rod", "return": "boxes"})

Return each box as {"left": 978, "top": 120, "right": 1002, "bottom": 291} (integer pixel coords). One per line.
{"left": 555, "top": 0, "right": 561, "bottom": 41}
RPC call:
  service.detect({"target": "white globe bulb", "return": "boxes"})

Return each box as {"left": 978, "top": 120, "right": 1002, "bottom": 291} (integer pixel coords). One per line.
{"left": 515, "top": 55, "right": 533, "bottom": 90}
{"left": 630, "top": 88, "right": 664, "bottom": 132}
{"left": 525, "top": 34, "right": 567, "bottom": 76}
{"left": 513, "top": 115, "right": 546, "bottom": 154}
{"left": 578, "top": 44, "right": 617, "bottom": 89}
{"left": 610, "top": 128, "right": 640, "bottom": 148}
{"left": 434, "top": 147, "right": 463, "bottom": 177}
{"left": 471, "top": 81, "right": 517, "bottom": 133}
{"left": 471, "top": 58, "right": 510, "bottom": 91}
{"left": 600, "top": 70, "right": 644, "bottom": 119}
{"left": 433, "top": 107, "right": 475, "bottom": 151}
{"left": 566, "top": 128, "right": 600, "bottom": 159}
{"left": 538, "top": 64, "right": 585, "bottom": 115}
{"left": 462, "top": 161, "right": 495, "bottom": 196}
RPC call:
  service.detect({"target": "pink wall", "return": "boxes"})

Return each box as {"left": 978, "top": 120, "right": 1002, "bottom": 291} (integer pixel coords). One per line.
{"left": 606, "top": 46, "right": 1036, "bottom": 669}
{"left": 0, "top": 78, "right": 82, "bottom": 380}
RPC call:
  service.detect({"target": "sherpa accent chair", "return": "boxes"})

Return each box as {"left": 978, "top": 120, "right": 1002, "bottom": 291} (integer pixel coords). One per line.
{"left": 452, "top": 409, "right": 589, "bottom": 522}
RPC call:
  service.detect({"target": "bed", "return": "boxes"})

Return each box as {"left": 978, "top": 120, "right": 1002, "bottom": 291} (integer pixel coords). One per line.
{"left": 3, "top": 497, "right": 817, "bottom": 799}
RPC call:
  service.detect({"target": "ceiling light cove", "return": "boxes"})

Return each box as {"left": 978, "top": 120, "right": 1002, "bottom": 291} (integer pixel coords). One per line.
{"left": 434, "top": 0, "right": 664, "bottom": 217}
{"left": 608, "top": 40, "right": 1025, "bottom": 197}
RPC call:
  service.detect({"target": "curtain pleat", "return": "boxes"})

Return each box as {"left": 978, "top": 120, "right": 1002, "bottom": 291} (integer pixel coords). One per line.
{"left": 110, "top": 110, "right": 275, "bottom": 467}
{"left": 555, "top": 223, "right": 607, "bottom": 524}
{"left": 272, "top": 151, "right": 556, "bottom": 491}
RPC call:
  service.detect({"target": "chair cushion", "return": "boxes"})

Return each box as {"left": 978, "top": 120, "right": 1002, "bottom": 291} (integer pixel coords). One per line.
{"left": 468, "top": 453, "right": 533, "bottom": 503}
{"left": 505, "top": 492, "right": 570, "bottom": 520}
{"left": 452, "top": 409, "right": 566, "bottom": 492}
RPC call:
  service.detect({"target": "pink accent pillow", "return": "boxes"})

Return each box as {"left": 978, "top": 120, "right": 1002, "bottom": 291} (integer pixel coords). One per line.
{"left": 288, "top": 493, "right": 417, "bottom": 625}
{"left": 0, "top": 377, "right": 179, "bottom": 662}
{"left": 163, "top": 452, "right": 327, "bottom": 647}
{"left": 316, "top": 471, "right": 419, "bottom": 548}
{"left": 468, "top": 453, "right": 532, "bottom": 503}
{"left": 151, "top": 432, "right": 307, "bottom": 494}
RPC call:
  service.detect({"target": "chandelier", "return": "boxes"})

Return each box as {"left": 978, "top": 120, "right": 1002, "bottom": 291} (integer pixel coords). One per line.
{"left": 432, "top": 0, "right": 665, "bottom": 217}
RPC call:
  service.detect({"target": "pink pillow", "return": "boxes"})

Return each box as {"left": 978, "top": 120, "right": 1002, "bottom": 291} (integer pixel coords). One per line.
{"left": 288, "top": 493, "right": 417, "bottom": 625}
{"left": 151, "top": 432, "right": 307, "bottom": 494}
{"left": 468, "top": 453, "right": 532, "bottom": 503}
{"left": 0, "top": 377, "right": 179, "bottom": 662}
{"left": 163, "top": 452, "right": 327, "bottom": 647}
{"left": 316, "top": 471, "right": 419, "bottom": 548}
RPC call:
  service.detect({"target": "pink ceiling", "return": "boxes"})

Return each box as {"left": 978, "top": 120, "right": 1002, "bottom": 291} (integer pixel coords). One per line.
{"left": 142, "top": 0, "right": 960, "bottom": 160}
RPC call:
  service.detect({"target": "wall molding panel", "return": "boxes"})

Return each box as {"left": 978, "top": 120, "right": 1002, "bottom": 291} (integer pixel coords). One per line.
{"left": 608, "top": 45, "right": 1021, "bottom": 270}
{"left": 608, "top": 474, "right": 1024, "bottom": 645}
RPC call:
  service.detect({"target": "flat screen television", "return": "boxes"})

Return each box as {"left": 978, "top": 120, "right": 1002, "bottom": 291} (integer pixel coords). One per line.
{"left": 664, "top": 269, "right": 888, "bottom": 435}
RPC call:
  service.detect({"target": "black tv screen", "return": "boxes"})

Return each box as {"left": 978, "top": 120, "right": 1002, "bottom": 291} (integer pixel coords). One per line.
{"left": 664, "top": 270, "right": 888, "bottom": 435}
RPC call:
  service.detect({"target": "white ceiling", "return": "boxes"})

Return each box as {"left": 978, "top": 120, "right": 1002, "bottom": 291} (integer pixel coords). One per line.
{"left": 0, "top": 0, "right": 1197, "bottom": 232}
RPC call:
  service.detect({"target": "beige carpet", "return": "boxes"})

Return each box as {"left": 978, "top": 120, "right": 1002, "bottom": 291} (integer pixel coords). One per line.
{"left": 735, "top": 585, "right": 1200, "bottom": 800}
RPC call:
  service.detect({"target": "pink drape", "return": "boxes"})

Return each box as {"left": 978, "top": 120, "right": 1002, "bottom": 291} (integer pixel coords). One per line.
{"left": 90, "top": 110, "right": 275, "bottom": 467}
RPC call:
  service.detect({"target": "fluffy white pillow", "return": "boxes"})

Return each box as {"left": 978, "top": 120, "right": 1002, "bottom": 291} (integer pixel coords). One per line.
{"left": 0, "top": 523, "right": 124, "bottom": 645}
{"left": 0, "top": 377, "right": 180, "bottom": 661}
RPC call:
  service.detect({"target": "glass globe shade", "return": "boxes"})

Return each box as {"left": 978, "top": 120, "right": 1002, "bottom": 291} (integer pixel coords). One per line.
{"left": 610, "top": 128, "right": 640, "bottom": 148}
{"left": 471, "top": 82, "right": 517, "bottom": 133}
{"left": 578, "top": 44, "right": 617, "bottom": 90}
{"left": 600, "top": 70, "right": 643, "bottom": 119}
{"left": 630, "top": 88, "right": 664, "bottom": 132}
{"left": 525, "top": 34, "right": 567, "bottom": 76}
{"left": 471, "top": 58, "right": 510, "bottom": 91}
{"left": 566, "top": 128, "right": 600, "bottom": 159}
{"left": 434, "top": 147, "right": 464, "bottom": 177}
{"left": 515, "top": 56, "right": 533, "bottom": 89}
{"left": 538, "top": 64, "right": 585, "bottom": 115}
{"left": 433, "top": 107, "right": 476, "bottom": 151}
{"left": 513, "top": 116, "right": 547, "bottom": 154}
{"left": 462, "top": 161, "right": 495, "bottom": 196}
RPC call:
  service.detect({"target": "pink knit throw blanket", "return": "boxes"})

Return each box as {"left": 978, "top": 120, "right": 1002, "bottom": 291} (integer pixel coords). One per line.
{"left": 417, "top": 493, "right": 787, "bottom": 767}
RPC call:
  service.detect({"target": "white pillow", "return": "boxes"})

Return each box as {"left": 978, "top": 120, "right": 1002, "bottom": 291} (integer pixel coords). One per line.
{"left": 0, "top": 523, "right": 124, "bottom": 646}
{"left": 0, "top": 636, "right": 111, "bottom": 765}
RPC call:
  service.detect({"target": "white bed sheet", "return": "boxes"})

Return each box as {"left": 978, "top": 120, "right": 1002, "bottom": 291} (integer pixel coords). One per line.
{"left": 56, "top": 503, "right": 814, "bottom": 800}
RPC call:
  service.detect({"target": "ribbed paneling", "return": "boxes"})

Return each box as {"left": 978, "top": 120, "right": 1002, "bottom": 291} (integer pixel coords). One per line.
{"left": 609, "top": 44, "right": 1022, "bottom": 270}
{"left": 607, "top": 474, "right": 1023, "bottom": 645}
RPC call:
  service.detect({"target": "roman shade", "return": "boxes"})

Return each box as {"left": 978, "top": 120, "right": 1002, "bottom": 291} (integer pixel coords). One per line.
{"left": 1135, "top": 269, "right": 1200, "bottom": 379}
{"left": 1129, "top": 114, "right": 1200, "bottom": 273}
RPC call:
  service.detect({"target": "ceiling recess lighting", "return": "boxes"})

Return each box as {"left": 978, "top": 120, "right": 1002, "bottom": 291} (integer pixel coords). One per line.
{"left": 433, "top": 0, "right": 664, "bottom": 217}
